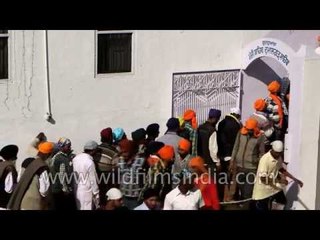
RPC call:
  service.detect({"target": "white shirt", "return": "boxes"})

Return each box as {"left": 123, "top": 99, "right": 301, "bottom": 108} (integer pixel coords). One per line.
{"left": 208, "top": 131, "right": 219, "bottom": 163}
{"left": 134, "top": 202, "right": 150, "bottom": 210}
{"left": 72, "top": 153, "right": 99, "bottom": 197}
{"left": 0, "top": 159, "right": 14, "bottom": 194}
{"left": 38, "top": 170, "right": 50, "bottom": 197}
{"left": 163, "top": 187, "right": 205, "bottom": 210}
{"left": 252, "top": 151, "right": 283, "bottom": 200}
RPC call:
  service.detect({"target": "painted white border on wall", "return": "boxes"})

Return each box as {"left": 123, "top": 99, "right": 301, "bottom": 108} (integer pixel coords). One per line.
{"left": 242, "top": 38, "right": 307, "bottom": 209}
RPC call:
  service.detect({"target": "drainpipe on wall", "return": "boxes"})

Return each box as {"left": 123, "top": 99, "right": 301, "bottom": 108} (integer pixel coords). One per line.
{"left": 44, "top": 30, "right": 52, "bottom": 121}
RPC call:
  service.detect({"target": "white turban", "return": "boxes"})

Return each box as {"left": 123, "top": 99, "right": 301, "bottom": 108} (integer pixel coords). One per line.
{"left": 271, "top": 140, "right": 284, "bottom": 152}
{"left": 106, "top": 188, "right": 122, "bottom": 200}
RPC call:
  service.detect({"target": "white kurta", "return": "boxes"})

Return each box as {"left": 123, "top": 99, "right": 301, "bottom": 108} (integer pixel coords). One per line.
{"left": 72, "top": 153, "right": 99, "bottom": 210}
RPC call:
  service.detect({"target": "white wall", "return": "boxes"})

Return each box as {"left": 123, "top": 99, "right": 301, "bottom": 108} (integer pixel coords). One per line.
{"left": 1, "top": 30, "right": 319, "bottom": 209}
{"left": 0, "top": 30, "right": 244, "bottom": 166}
{"left": 296, "top": 59, "right": 320, "bottom": 209}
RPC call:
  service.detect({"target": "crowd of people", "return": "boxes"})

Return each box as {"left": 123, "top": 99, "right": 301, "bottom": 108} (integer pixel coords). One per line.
{"left": 0, "top": 80, "right": 303, "bottom": 210}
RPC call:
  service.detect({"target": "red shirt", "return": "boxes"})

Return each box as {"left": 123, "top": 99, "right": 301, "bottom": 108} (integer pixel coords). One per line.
{"left": 195, "top": 175, "right": 220, "bottom": 210}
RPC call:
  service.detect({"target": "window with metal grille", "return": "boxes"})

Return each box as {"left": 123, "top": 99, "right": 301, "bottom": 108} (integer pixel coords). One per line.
{"left": 97, "top": 31, "right": 132, "bottom": 74}
{"left": 0, "top": 30, "right": 8, "bottom": 79}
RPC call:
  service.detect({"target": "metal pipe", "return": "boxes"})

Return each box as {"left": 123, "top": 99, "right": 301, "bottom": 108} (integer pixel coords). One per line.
{"left": 44, "top": 30, "right": 52, "bottom": 121}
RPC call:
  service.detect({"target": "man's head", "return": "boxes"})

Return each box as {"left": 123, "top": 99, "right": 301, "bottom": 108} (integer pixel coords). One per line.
{"left": 270, "top": 140, "right": 284, "bottom": 159}
{"left": 147, "top": 141, "right": 165, "bottom": 155}
{"left": 188, "top": 156, "right": 207, "bottom": 176}
{"left": 0, "top": 145, "right": 19, "bottom": 161}
{"left": 208, "top": 108, "right": 221, "bottom": 125}
{"left": 254, "top": 98, "right": 267, "bottom": 112}
{"left": 38, "top": 142, "right": 54, "bottom": 160}
{"left": 100, "top": 128, "right": 113, "bottom": 144}
{"left": 178, "top": 138, "right": 191, "bottom": 158}
{"left": 268, "top": 80, "right": 281, "bottom": 95}
{"left": 119, "top": 139, "right": 135, "bottom": 161}
{"left": 143, "top": 188, "right": 159, "bottom": 210}
{"left": 230, "top": 107, "right": 241, "bottom": 119}
{"left": 113, "top": 128, "right": 126, "bottom": 143}
{"left": 131, "top": 128, "right": 147, "bottom": 145}
{"left": 146, "top": 123, "right": 160, "bottom": 139}
{"left": 166, "top": 117, "right": 180, "bottom": 132}
{"left": 106, "top": 188, "right": 123, "bottom": 209}
{"left": 243, "top": 118, "right": 259, "bottom": 138}
{"left": 178, "top": 169, "right": 196, "bottom": 192}
{"left": 183, "top": 109, "right": 197, "bottom": 129}
{"left": 57, "top": 137, "right": 72, "bottom": 154}
{"left": 84, "top": 140, "right": 99, "bottom": 156}
{"left": 157, "top": 145, "right": 175, "bottom": 166}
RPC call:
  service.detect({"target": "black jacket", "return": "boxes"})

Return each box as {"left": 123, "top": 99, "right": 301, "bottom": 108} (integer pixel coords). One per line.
{"left": 217, "top": 115, "right": 242, "bottom": 159}
{"left": 197, "top": 121, "right": 216, "bottom": 166}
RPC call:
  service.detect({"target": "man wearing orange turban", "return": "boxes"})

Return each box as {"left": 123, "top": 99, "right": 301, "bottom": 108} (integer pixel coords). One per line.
{"left": 188, "top": 157, "right": 220, "bottom": 210}
{"left": 265, "top": 80, "right": 288, "bottom": 141}
{"left": 230, "top": 117, "right": 266, "bottom": 205}
{"left": 117, "top": 139, "right": 146, "bottom": 210}
{"left": 251, "top": 98, "right": 274, "bottom": 149}
{"left": 172, "top": 139, "right": 193, "bottom": 186}
{"left": 8, "top": 141, "right": 54, "bottom": 210}
{"left": 139, "top": 145, "right": 174, "bottom": 206}
{"left": 183, "top": 109, "right": 198, "bottom": 156}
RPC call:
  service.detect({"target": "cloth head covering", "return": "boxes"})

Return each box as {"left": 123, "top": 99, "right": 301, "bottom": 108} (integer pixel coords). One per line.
{"left": 166, "top": 117, "right": 180, "bottom": 130}
{"left": 188, "top": 156, "right": 207, "bottom": 174}
{"left": 131, "top": 128, "right": 147, "bottom": 142}
{"left": 271, "top": 140, "right": 284, "bottom": 153}
{"left": 118, "top": 139, "right": 135, "bottom": 154}
{"left": 38, "top": 142, "right": 54, "bottom": 154}
{"left": 209, "top": 109, "right": 221, "bottom": 119}
{"left": 178, "top": 116, "right": 185, "bottom": 128}
{"left": 113, "top": 128, "right": 125, "bottom": 142}
{"left": 254, "top": 98, "right": 266, "bottom": 111}
{"left": 230, "top": 107, "right": 241, "bottom": 115}
{"left": 57, "top": 137, "right": 71, "bottom": 148}
{"left": 178, "top": 138, "right": 191, "bottom": 153}
{"left": 147, "top": 155, "right": 160, "bottom": 167}
{"left": 143, "top": 188, "right": 159, "bottom": 200}
{"left": 0, "top": 145, "right": 19, "bottom": 160}
{"left": 147, "top": 141, "right": 165, "bottom": 155}
{"left": 84, "top": 140, "right": 98, "bottom": 150}
{"left": 240, "top": 118, "right": 261, "bottom": 137}
{"left": 268, "top": 80, "right": 281, "bottom": 94}
{"left": 100, "top": 128, "right": 113, "bottom": 141}
{"left": 106, "top": 188, "right": 123, "bottom": 200}
{"left": 183, "top": 109, "right": 197, "bottom": 129}
{"left": 146, "top": 123, "right": 160, "bottom": 136}
{"left": 157, "top": 145, "right": 174, "bottom": 162}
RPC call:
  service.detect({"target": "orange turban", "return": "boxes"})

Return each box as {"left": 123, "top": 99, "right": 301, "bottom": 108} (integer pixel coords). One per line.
{"left": 38, "top": 142, "right": 54, "bottom": 154}
{"left": 183, "top": 109, "right": 197, "bottom": 129}
{"left": 240, "top": 118, "right": 261, "bottom": 137}
{"left": 188, "top": 156, "right": 207, "bottom": 174}
{"left": 254, "top": 98, "right": 266, "bottom": 111}
{"left": 268, "top": 81, "right": 281, "bottom": 94}
{"left": 157, "top": 145, "right": 174, "bottom": 162}
{"left": 147, "top": 155, "right": 160, "bottom": 167}
{"left": 178, "top": 138, "right": 191, "bottom": 153}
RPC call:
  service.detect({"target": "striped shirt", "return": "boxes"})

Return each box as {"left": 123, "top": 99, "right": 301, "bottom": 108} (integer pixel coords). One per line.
{"left": 184, "top": 122, "right": 198, "bottom": 156}
{"left": 118, "top": 156, "right": 145, "bottom": 198}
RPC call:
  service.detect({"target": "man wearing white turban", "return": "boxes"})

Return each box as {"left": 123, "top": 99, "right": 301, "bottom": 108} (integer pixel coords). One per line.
{"left": 252, "top": 140, "right": 303, "bottom": 210}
